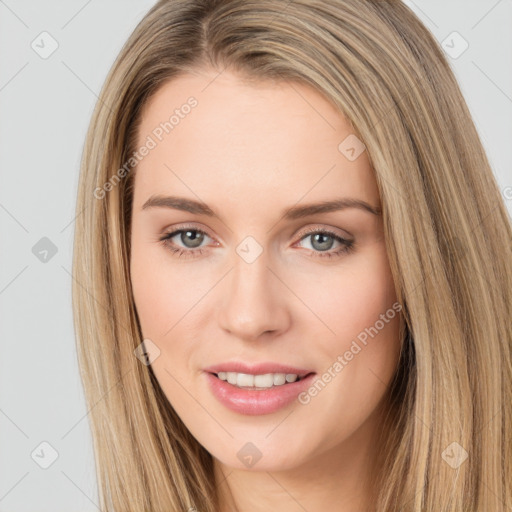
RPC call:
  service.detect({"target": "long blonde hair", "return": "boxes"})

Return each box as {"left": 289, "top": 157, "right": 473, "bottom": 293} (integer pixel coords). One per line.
{"left": 72, "top": 1, "right": 512, "bottom": 510}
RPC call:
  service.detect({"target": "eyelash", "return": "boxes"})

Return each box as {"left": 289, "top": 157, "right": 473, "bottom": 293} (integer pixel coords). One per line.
{"left": 159, "top": 224, "right": 354, "bottom": 260}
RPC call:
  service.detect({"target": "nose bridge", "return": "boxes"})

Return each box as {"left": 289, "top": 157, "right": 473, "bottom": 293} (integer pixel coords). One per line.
{"left": 232, "top": 241, "right": 270, "bottom": 294}
{"left": 217, "top": 239, "right": 288, "bottom": 339}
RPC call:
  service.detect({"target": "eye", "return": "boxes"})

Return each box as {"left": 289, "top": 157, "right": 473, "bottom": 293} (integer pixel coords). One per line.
{"left": 295, "top": 227, "right": 354, "bottom": 259}
{"left": 159, "top": 225, "right": 213, "bottom": 259}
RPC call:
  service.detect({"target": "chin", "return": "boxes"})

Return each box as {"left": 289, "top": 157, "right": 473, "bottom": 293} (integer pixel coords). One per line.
{"left": 210, "top": 437, "right": 312, "bottom": 473}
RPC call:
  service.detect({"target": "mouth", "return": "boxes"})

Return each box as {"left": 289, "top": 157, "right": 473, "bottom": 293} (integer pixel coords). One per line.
{"left": 208, "top": 371, "right": 315, "bottom": 390}
{"left": 204, "top": 370, "right": 317, "bottom": 415}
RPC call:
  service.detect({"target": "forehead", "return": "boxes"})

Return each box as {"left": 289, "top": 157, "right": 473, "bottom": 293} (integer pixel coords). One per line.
{"left": 133, "top": 70, "right": 379, "bottom": 213}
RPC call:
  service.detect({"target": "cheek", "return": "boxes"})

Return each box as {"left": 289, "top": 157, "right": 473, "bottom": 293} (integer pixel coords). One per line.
{"left": 293, "top": 245, "right": 398, "bottom": 347}
{"left": 295, "top": 245, "right": 401, "bottom": 401}
{"left": 130, "top": 246, "right": 194, "bottom": 406}
{"left": 130, "top": 233, "right": 204, "bottom": 338}
{"left": 130, "top": 236, "right": 210, "bottom": 393}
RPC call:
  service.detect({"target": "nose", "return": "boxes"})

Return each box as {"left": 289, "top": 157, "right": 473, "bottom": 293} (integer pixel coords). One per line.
{"left": 217, "top": 249, "right": 291, "bottom": 342}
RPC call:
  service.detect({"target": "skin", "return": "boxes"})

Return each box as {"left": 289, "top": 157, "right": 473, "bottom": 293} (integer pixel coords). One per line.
{"left": 130, "top": 68, "right": 402, "bottom": 512}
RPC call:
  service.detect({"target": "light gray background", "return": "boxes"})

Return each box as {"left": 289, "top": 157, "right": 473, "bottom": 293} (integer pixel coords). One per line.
{"left": 0, "top": 1, "right": 511, "bottom": 510}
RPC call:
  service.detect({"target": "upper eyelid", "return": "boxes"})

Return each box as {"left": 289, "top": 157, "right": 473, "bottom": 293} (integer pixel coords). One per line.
{"left": 164, "top": 224, "right": 214, "bottom": 240}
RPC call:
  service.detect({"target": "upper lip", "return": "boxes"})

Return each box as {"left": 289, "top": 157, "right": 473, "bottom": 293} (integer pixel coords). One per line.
{"left": 203, "top": 361, "right": 315, "bottom": 378}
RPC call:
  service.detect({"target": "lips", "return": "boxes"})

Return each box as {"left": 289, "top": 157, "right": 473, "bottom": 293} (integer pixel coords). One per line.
{"left": 202, "top": 361, "right": 317, "bottom": 415}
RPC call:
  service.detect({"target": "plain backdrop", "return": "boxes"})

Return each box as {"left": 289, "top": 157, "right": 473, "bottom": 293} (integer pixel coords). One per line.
{"left": 0, "top": 1, "right": 511, "bottom": 510}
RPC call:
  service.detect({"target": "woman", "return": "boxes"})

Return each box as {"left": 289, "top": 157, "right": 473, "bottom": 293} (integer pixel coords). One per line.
{"left": 72, "top": 1, "right": 512, "bottom": 510}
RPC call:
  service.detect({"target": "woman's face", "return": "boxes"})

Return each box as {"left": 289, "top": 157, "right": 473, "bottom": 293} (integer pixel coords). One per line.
{"left": 130, "top": 69, "right": 401, "bottom": 473}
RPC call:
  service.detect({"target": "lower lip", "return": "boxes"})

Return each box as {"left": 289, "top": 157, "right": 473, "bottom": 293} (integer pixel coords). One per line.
{"left": 204, "top": 372, "right": 316, "bottom": 416}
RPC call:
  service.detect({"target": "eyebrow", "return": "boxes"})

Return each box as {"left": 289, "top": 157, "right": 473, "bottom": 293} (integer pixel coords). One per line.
{"left": 141, "top": 194, "right": 382, "bottom": 219}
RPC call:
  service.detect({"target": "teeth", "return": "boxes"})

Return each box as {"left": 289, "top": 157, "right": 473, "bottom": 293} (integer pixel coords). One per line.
{"left": 271, "top": 374, "right": 286, "bottom": 386}
{"left": 216, "top": 372, "right": 300, "bottom": 389}
{"left": 238, "top": 373, "right": 257, "bottom": 387}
